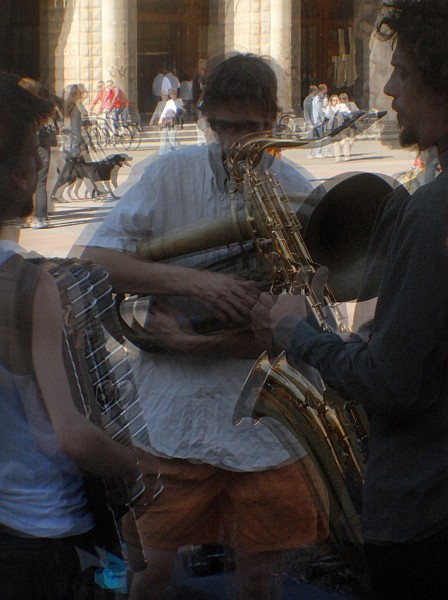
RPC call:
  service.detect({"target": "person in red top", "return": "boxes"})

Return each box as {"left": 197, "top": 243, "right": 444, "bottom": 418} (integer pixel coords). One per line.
{"left": 88, "top": 80, "right": 108, "bottom": 114}
{"left": 100, "top": 79, "right": 130, "bottom": 133}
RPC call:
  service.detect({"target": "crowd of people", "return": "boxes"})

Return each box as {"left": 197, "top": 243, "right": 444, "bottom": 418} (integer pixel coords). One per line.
{"left": 303, "top": 83, "right": 359, "bottom": 162}
{"left": 1, "top": 1, "right": 448, "bottom": 600}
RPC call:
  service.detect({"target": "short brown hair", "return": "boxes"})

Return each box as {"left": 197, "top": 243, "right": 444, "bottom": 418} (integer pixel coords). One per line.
{"left": 200, "top": 53, "right": 280, "bottom": 122}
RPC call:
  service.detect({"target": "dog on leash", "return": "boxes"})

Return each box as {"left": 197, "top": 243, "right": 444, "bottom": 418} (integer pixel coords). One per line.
{"left": 52, "top": 154, "right": 132, "bottom": 200}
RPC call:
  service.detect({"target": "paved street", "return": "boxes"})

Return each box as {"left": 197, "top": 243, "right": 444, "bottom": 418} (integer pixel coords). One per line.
{"left": 20, "top": 137, "right": 416, "bottom": 257}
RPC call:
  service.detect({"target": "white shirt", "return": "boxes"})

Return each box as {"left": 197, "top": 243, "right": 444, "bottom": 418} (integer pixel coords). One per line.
{"left": 161, "top": 76, "right": 171, "bottom": 95}
{"left": 89, "top": 143, "right": 313, "bottom": 470}
{"left": 159, "top": 98, "right": 184, "bottom": 124}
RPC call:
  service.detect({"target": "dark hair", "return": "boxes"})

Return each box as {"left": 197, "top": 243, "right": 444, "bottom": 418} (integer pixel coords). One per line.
{"left": 64, "top": 84, "right": 81, "bottom": 117}
{"left": 199, "top": 53, "right": 280, "bottom": 120}
{"left": 376, "top": 0, "right": 448, "bottom": 93}
{"left": 0, "top": 72, "right": 53, "bottom": 223}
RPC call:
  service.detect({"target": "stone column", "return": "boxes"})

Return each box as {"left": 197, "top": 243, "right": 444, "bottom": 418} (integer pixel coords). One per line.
{"left": 101, "top": 0, "right": 137, "bottom": 116}
{"left": 270, "top": 0, "right": 292, "bottom": 112}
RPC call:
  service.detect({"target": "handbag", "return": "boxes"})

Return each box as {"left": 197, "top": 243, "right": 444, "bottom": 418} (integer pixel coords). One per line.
{"left": 39, "top": 124, "right": 58, "bottom": 148}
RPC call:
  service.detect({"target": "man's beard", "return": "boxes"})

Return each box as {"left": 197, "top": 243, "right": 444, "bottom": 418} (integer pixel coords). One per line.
{"left": 399, "top": 124, "right": 431, "bottom": 152}
{"left": 399, "top": 125, "right": 418, "bottom": 148}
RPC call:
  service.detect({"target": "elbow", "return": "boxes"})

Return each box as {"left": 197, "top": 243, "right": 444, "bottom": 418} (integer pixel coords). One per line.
{"left": 57, "top": 429, "right": 92, "bottom": 466}
{"left": 56, "top": 419, "right": 96, "bottom": 463}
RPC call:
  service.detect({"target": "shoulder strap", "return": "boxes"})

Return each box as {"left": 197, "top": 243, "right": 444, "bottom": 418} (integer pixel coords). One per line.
{"left": 0, "top": 254, "right": 41, "bottom": 375}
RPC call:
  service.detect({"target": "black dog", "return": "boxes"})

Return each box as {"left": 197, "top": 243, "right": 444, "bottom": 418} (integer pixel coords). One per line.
{"left": 52, "top": 154, "right": 132, "bottom": 201}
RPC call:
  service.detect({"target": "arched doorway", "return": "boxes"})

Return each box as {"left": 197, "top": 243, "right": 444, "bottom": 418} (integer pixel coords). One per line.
{"left": 137, "top": 0, "right": 209, "bottom": 115}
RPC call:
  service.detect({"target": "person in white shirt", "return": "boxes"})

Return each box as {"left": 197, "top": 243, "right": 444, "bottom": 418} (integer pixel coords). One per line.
{"left": 157, "top": 88, "right": 184, "bottom": 153}
{"left": 82, "top": 53, "right": 326, "bottom": 600}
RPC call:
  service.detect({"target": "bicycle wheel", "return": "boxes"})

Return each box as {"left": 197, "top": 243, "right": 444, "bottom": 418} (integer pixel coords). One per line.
{"left": 96, "top": 124, "right": 112, "bottom": 148}
{"left": 117, "top": 125, "right": 133, "bottom": 150}
{"left": 279, "top": 114, "right": 296, "bottom": 134}
{"left": 84, "top": 124, "right": 100, "bottom": 152}
{"left": 127, "top": 124, "right": 142, "bottom": 150}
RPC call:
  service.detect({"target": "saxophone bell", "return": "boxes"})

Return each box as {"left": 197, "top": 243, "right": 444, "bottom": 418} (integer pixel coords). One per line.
{"left": 234, "top": 351, "right": 369, "bottom": 591}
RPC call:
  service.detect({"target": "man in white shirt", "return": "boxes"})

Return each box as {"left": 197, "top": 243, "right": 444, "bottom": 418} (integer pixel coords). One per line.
{"left": 82, "top": 53, "right": 326, "bottom": 600}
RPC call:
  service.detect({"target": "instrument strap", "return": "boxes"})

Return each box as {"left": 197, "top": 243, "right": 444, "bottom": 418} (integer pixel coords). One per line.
{"left": 0, "top": 254, "right": 40, "bottom": 375}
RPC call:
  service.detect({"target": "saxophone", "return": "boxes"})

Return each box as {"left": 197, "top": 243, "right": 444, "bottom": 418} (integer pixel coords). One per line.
{"left": 227, "top": 132, "right": 370, "bottom": 567}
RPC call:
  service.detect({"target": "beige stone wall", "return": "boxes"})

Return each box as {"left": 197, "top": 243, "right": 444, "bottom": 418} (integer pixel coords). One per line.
{"left": 211, "top": 0, "right": 293, "bottom": 111}
{"left": 40, "top": 0, "right": 137, "bottom": 115}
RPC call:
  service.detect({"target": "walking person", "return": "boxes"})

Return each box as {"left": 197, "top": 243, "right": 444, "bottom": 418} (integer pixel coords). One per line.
{"left": 339, "top": 92, "right": 359, "bottom": 159}
{"left": 51, "top": 84, "right": 101, "bottom": 202}
{"left": 157, "top": 87, "right": 184, "bottom": 154}
{"left": 325, "top": 94, "right": 352, "bottom": 162}
{"left": 18, "top": 77, "right": 57, "bottom": 228}
{"left": 311, "top": 83, "right": 328, "bottom": 158}
{"left": 303, "top": 84, "right": 318, "bottom": 158}
{"left": 151, "top": 69, "right": 165, "bottom": 110}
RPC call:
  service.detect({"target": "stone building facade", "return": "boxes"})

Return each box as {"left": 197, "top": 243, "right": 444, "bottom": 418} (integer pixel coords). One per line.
{"left": 4, "top": 1, "right": 390, "bottom": 118}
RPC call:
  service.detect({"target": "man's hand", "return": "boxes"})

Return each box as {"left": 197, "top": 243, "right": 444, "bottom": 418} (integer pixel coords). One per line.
{"left": 146, "top": 300, "right": 193, "bottom": 353}
{"left": 191, "top": 270, "right": 261, "bottom": 324}
{"left": 146, "top": 298, "right": 265, "bottom": 358}
{"left": 250, "top": 266, "right": 328, "bottom": 351}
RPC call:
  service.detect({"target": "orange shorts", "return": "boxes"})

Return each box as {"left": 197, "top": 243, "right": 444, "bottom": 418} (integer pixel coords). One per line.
{"left": 122, "top": 450, "right": 329, "bottom": 554}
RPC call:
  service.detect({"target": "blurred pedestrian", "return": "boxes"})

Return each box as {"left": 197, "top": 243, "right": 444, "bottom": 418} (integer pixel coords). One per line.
{"left": 311, "top": 83, "right": 328, "bottom": 158}
{"left": 151, "top": 69, "right": 164, "bottom": 108}
{"left": 303, "top": 84, "right": 318, "bottom": 158}
{"left": 101, "top": 80, "right": 130, "bottom": 134}
{"left": 89, "top": 80, "right": 107, "bottom": 114}
{"left": 180, "top": 75, "right": 194, "bottom": 117}
{"left": 325, "top": 94, "right": 352, "bottom": 162}
{"left": 51, "top": 84, "right": 101, "bottom": 202}
{"left": 18, "top": 77, "right": 58, "bottom": 228}
{"left": 158, "top": 88, "right": 184, "bottom": 154}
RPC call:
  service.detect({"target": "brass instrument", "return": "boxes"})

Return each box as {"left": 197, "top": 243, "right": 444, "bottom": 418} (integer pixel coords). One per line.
{"left": 224, "top": 131, "right": 373, "bottom": 582}
{"left": 235, "top": 352, "right": 365, "bottom": 548}
{"left": 119, "top": 116, "right": 390, "bottom": 589}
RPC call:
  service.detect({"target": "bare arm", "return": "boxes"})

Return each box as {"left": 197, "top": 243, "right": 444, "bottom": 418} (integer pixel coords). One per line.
{"left": 81, "top": 246, "right": 260, "bottom": 324}
{"left": 32, "top": 269, "right": 138, "bottom": 479}
{"left": 145, "top": 301, "right": 270, "bottom": 358}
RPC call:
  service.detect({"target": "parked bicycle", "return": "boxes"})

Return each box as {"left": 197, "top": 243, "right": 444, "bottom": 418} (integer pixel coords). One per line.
{"left": 275, "top": 112, "right": 298, "bottom": 134}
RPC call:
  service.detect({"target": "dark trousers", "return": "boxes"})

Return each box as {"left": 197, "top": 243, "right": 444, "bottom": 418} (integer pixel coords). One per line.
{"left": 364, "top": 525, "right": 448, "bottom": 599}
{"left": 0, "top": 531, "right": 84, "bottom": 600}
{"left": 35, "top": 145, "right": 50, "bottom": 220}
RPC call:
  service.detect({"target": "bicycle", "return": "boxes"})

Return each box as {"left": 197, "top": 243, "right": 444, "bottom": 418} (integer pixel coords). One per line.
{"left": 125, "top": 120, "right": 142, "bottom": 150}
{"left": 275, "top": 112, "right": 298, "bottom": 134}
{"left": 88, "top": 113, "right": 142, "bottom": 151}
